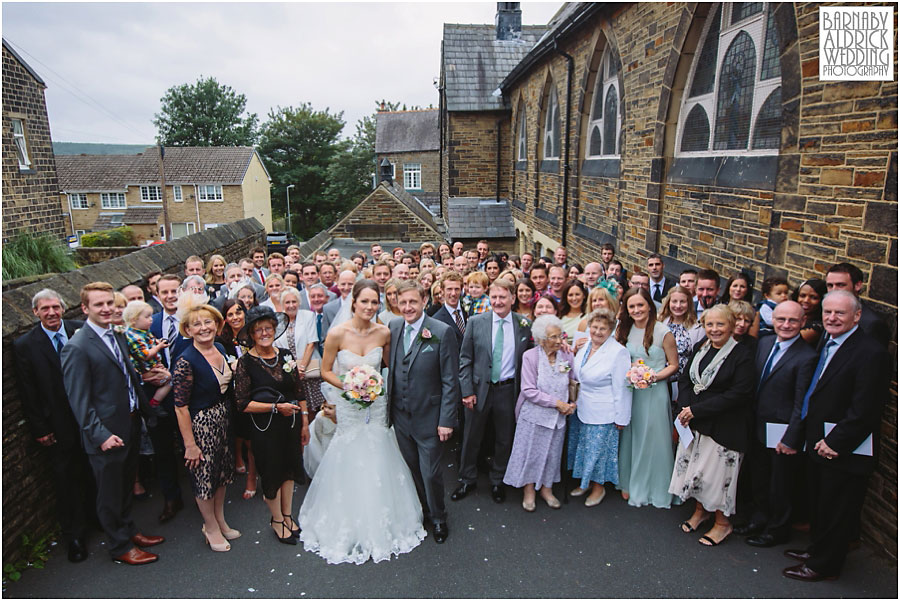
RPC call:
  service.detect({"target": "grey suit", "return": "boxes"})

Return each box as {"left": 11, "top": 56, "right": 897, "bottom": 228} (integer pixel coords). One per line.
{"left": 458, "top": 311, "right": 532, "bottom": 486}
{"left": 299, "top": 288, "right": 337, "bottom": 312}
{"left": 387, "top": 316, "right": 461, "bottom": 524}
{"left": 61, "top": 324, "right": 152, "bottom": 558}
{"left": 320, "top": 296, "right": 345, "bottom": 333}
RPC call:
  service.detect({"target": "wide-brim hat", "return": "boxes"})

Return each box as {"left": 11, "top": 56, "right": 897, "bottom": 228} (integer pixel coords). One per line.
{"left": 237, "top": 306, "right": 288, "bottom": 347}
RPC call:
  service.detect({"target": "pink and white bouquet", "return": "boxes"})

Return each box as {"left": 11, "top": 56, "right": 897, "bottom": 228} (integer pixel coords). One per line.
{"left": 626, "top": 359, "right": 656, "bottom": 389}
{"left": 340, "top": 364, "right": 384, "bottom": 410}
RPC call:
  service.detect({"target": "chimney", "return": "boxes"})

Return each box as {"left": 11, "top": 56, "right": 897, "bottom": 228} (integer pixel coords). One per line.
{"left": 496, "top": 2, "right": 522, "bottom": 41}
{"left": 380, "top": 158, "right": 393, "bottom": 185}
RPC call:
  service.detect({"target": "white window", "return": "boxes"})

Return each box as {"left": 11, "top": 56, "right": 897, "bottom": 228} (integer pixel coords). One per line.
{"left": 676, "top": 3, "right": 782, "bottom": 155}
{"left": 204, "top": 223, "right": 219, "bottom": 230}
{"left": 586, "top": 48, "right": 622, "bottom": 157}
{"left": 543, "top": 86, "right": 560, "bottom": 159}
{"left": 107, "top": 213, "right": 124, "bottom": 225}
{"left": 197, "top": 185, "right": 223, "bottom": 202}
{"left": 403, "top": 164, "right": 422, "bottom": 190}
{"left": 100, "top": 192, "right": 126, "bottom": 209}
{"left": 69, "top": 193, "right": 89, "bottom": 210}
{"left": 172, "top": 185, "right": 183, "bottom": 202}
{"left": 75, "top": 229, "right": 86, "bottom": 241}
{"left": 171, "top": 222, "right": 197, "bottom": 239}
{"left": 12, "top": 119, "right": 31, "bottom": 169}
{"left": 516, "top": 106, "right": 527, "bottom": 162}
{"left": 140, "top": 186, "right": 162, "bottom": 202}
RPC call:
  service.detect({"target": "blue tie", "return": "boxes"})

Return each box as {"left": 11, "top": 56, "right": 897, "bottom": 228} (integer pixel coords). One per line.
{"left": 758, "top": 341, "right": 781, "bottom": 393}
{"left": 53, "top": 332, "right": 64, "bottom": 355}
{"left": 800, "top": 340, "right": 837, "bottom": 419}
{"left": 106, "top": 329, "right": 137, "bottom": 411}
{"left": 316, "top": 313, "right": 324, "bottom": 356}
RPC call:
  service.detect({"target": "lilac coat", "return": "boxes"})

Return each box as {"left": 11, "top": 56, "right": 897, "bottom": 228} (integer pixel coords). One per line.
{"left": 514, "top": 347, "right": 576, "bottom": 429}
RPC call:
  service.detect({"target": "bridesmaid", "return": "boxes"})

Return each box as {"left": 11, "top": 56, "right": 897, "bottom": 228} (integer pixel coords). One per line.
{"left": 615, "top": 287, "right": 680, "bottom": 508}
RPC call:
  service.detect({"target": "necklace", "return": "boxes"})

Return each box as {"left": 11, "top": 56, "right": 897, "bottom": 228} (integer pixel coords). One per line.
{"left": 254, "top": 351, "right": 279, "bottom": 368}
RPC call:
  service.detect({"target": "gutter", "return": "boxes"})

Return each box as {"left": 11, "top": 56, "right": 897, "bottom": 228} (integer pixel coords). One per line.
{"left": 556, "top": 40, "right": 574, "bottom": 248}
{"left": 496, "top": 118, "right": 503, "bottom": 203}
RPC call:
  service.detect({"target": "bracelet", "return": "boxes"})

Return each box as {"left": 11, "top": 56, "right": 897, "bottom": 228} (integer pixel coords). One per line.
{"left": 301, "top": 411, "right": 309, "bottom": 415}
{"left": 272, "top": 403, "right": 277, "bottom": 413}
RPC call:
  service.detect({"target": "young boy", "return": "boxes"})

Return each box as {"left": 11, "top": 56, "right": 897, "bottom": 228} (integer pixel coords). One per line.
{"left": 123, "top": 301, "right": 172, "bottom": 406}
{"left": 462, "top": 271, "right": 491, "bottom": 316}
{"left": 755, "top": 276, "right": 790, "bottom": 337}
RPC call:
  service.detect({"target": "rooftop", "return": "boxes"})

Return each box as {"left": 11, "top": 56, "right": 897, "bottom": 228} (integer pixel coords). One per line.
{"left": 447, "top": 197, "right": 516, "bottom": 239}
{"left": 375, "top": 110, "right": 439, "bottom": 154}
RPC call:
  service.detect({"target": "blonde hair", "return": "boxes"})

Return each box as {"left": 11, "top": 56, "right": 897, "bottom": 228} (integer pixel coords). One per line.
{"left": 700, "top": 303, "right": 736, "bottom": 329}
{"left": 587, "top": 286, "right": 619, "bottom": 317}
{"left": 204, "top": 254, "right": 226, "bottom": 284}
{"left": 464, "top": 270, "right": 489, "bottom": 289}
{"left": 657, "top": 285, "right": 697, "bottom": 329}
{"left": 123, "top": 300, "right": 153, "bottom": 327}
{"left": 178, "top": 301, "right": 224, "bottom": 338}
{"left": 113, "top": 292, "right": 128, "bottom": 308}
{"left": 80, "top": 281, "right": 114, "bottom": 306}
{"left": 728, "top": 300, "right": 755, "bottom": 322}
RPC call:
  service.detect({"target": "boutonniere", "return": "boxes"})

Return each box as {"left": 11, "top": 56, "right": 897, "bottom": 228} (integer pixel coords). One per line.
{"left": 558, "top": 360, "right": 571, "bottom": 373}
{"left": 518, "top": 317, "right": 531, "bottom": 329}
{"left": 73, "top": 328, "right": 82, "bottom": 336}
{"left": 418, "top": 327, "right": 440, "bottom": 343}
{"left": 113, "top": 325, "right": 126, "bottom": 335}
{"left": 283, "top": 359, "right": 297, "bottom": 373}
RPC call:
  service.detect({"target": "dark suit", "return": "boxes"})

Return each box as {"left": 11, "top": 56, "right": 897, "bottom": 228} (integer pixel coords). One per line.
{"left": 429, "top": 303, "right": 468, "bottom": 350}
{"left": 61, "top": 323, "right": 152, "bottom": 558}
{"left": 859, "top": 304, "right": 889, "bottom": 348}
{"left": 649, "top": 276, "right": 675, "bottom": 302}
{"left": 15, "top": 320, "right": 95, "bottom": 544}
{"left": 784, "top": 328, "right": 889, "bottom": 576}
{"left": 746, "top": 336, "right": 816, "bottom": 539}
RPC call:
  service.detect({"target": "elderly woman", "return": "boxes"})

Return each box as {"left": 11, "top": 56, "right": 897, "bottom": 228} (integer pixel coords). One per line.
{"left": 172, "top": 302, "right": 239, "bottom": 552}
{"left": 275, "top": 287, "right": 325, "bottom": 415}
{"left": 378, "top": 278, "right": 403, "bottom": 325}
{"left": 234, "top": 306, "right": 309, "bottom": 545}
{"left": 669, "top": 304, "right": 755, "bottom": 546}
{"left": 503, "top": 315, "right": 576, "bottom": 511}
{"left": 260, "top": 275, "right": 286, "bottom": 312}
{"left": 568, "top": 309, "right": 633, "bottom": 506}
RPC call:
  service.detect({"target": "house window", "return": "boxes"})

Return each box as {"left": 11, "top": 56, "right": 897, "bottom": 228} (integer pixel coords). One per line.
{"left": 141, "top": 186, "right": 162, "bottom": 202}
{"left": 171, "top": 222, "right": 197, "bottom": 239}
{"left": 543, "top": 86, "right": 561, "bottom": 159}
{"left": 204, "top": 223, "right": 219, "bottom": 230}
{"left": 107, "top": 213, "right": 124, "bottom": 225}
{"left": 69, "top": 193, "right": 89, "bottom": 210}
{"left": 197, "top": 185, "right": 223, "bottom": 201}
{"left": 676, "top": 3, "right": 782, "bottom": 155}
{"left": 100, "top": 192, "right": 126, "bottom": 209}
{"left": 172, "top": 185, "right": 183, "bottom": 202}
{"left": 403, "top": 164, "right": 422, "bottom": 190}
{"left": 75, "top": 229, "right": 86, "bottom": 242}
{"left": 516, "top": 107, "right": 527, "bottom": 162}
{"left": 12, "top": 119, "right": 31, "bottom": 169}
{"left": 586, "top": 48, "right": 622, "bottom": 157}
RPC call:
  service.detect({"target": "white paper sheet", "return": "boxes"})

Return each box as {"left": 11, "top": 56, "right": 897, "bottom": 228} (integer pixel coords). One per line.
{"left": 765, "top": 422, "right": 789, "bottom": 449}
{"left": 824, "top": 422, "right": 874, "bottom": 456}
{"left": 572, "top": 331, "right": 588, "bottom": 342}
{"left": 674, "top": 418, "right": 694, "bottom": 449}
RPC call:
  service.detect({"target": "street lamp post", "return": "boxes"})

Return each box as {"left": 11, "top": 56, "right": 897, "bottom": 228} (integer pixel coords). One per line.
{"left": 285, "top": 184, "right": 295, "bottom": 236}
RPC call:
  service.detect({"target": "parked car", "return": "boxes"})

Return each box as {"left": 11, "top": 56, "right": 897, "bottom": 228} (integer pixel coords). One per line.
{"left": 266, "top": 231, "right": 293, "bottom": 254}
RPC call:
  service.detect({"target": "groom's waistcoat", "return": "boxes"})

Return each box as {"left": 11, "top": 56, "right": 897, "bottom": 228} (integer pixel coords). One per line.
{"left": 392, "top": 345, "right": 415, "bottom": 412}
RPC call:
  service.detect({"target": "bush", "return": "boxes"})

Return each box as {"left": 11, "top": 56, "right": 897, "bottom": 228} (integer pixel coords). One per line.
{"left": 1, "top": 234, "right": 76, "bottom": 280}
{"left": 80, "top": 226, "right": 136, "bottom": 248}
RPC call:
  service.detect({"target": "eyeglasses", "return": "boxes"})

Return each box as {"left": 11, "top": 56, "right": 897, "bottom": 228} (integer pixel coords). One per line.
{"left": 546, "top": 334, "right": 563, "bottom": 341}
{"left": 254, "top": 326, "right": 275, "bottom": 334}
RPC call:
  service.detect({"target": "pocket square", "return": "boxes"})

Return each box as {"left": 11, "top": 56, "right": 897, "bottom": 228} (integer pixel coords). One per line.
{"left": 422, "top": 346, "right": 435, "bottom": 353}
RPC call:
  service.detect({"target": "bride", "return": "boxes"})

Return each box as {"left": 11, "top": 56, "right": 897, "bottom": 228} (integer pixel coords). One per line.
{"left": 297, "top": 280, "right": 426, "bottom": 564}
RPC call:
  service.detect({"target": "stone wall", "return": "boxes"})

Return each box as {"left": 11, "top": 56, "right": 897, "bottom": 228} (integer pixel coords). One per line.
{"left": 329, "top": 184, "right": 444, "bottom": 243}
{"left": 74, "top": 246, "right": 141, "bottom": 265}
{"left": 446, "top": 111, "right": 512, "bottom": 199}
{"left": 376, "top": 150, "right": 440, "bottom": 196}
{"left": 1, "top": 218, "right": 265, "bottom": 562}
{"left": 2, "top": 43, "right": 66, "bottom": 242}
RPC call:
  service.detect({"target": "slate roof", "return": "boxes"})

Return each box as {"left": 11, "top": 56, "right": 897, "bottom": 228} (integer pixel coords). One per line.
{"left": 448, "top": 198, "right": 516, "bottom": 239}
{"left": 92, "top": 207, "right": 161, "bottom": 230}
{"left": 442, "top": 24, "right": 548, "bottom": 112}
{"left": 56, "top": 146, "right": 270, "bottom": 191}
{"left": 375, "top": 110, "right": 439, "bottom": 153}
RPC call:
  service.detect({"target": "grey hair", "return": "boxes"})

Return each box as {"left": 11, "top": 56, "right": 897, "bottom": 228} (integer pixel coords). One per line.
{"left": 532, "top": 314, "right": 564, "bottom": 342}
{"left": 181, "top": 275, "right": 206, "bottom": 291}
{"left": 823, "top": 289, "right": 861, "bottom": 313}
{"left": 307, "top": 283, "right": 329, "bottom": 294}
{"left": 586, "top": 308, "right": 617, "bottom": 329}
{"left": 229, "top": 282, "right": 255, "bottom": 300}
{"left": 280, "top": 287, "right": 302, "bottom": 303}
{"left": 224, "top": 262, "right": 241, "bottom": 275}
{"left": 32, "top": 288, "right": 66, "bottom": 310}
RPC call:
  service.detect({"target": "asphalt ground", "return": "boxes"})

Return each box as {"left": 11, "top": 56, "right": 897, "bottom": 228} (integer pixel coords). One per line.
{"left": 6, "top": 440, "right": 897, "bottom": 599}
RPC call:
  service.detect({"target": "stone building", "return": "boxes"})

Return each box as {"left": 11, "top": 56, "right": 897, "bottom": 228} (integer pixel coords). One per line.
{"left": 57, "top": 146, "right": 273, "bottom": 245}
{"left": 1, "top": 38, "right": 66, "bottom": 242}
{"left": 375, "top": 109, "right": 441, "bottom": 213}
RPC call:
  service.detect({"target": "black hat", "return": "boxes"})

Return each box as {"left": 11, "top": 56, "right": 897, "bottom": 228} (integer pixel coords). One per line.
{"left": 237, "top": 305, "right": 288, "bottom": 347}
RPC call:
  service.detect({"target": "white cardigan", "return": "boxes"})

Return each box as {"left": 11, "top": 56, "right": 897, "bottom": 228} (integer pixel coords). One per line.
{"left": 275, "top": 309, "right": 320, "bottom": 360}
{"left": 573, "top": 336, "right": 633, "bottom": 426}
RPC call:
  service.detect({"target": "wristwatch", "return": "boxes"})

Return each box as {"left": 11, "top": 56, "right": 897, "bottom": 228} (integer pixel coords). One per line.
{"left": 271, "top": 403, "right": 278, "bottom": 413}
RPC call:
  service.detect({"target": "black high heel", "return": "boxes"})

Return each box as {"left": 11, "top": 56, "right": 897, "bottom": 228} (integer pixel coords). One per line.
{"left": 283, "top": 514, "right": 300, "bottom": 538}
{"left": 270, "top": 518, "right": 297, "bottom": 545}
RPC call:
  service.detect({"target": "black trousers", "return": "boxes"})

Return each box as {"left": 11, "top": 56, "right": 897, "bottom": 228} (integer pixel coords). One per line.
{"left": 806, "top": 461, "right": 868, "bottom": 576}
{"left": 747, "top": 441, "right": 805, "bottom": 539}
{"left": 146, "top": 412, "right": 183, "bottom": 503}
{"left": 459, "top": 382, "right": 515, "bottom": 486}
{"left": 393, "top": 408, "right": 447, "bottom": 524}
{"left": 88, "top": 414, "right": 141, "bottom": 558}
{"left": 49, "top": 440, "right": 96, "bottom": 543}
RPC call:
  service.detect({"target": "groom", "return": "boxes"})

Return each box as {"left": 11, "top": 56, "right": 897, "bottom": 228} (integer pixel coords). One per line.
{"left": 387, "top": 279, "right": 461, "bottom": 544}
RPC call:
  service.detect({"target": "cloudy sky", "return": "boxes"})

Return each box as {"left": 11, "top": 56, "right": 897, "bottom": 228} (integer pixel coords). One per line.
{"left": 3, "top": 2, "right": 561, "bottom": 145}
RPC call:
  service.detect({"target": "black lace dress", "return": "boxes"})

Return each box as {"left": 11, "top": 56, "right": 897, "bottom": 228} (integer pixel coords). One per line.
{"left": 234, "top": 349, "right": 306, "bottom": 499}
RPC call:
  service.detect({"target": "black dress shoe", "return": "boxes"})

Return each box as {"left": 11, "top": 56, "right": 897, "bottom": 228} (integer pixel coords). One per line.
{"left": 451, "top": 483, "right": 476, "bottom": 501}
{"left": 158, "top": 497, "right": 184, "bottom": 523}
{"left": 783, "top": 564, "right": 837, "bottom": 582}
{"left": 784, "top": 548, "right": 811, "bottom": 561}
{"left": 747, "top": 533, "right": 789, "bottom": 548}
{"left": 491, "top": 485, "right": 505, "bottom": 504}
{"left": 433, "top": 523, "right": 448, "bottom": 544}
{"left": 733, "top": 522, "right": 764, "bottom": 536}
{"left": 68, "top": 538, "right": 88, "bottom": 563}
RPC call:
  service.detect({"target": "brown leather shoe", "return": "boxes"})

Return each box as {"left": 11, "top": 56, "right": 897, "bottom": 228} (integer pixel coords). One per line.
{"left": 132, "top": 533, "right": 165, "bottom": 547}
{"left": 158, "top": 498, "right": 184, "bottom": 523}
{"left": 782, "top": 564, "right": 837, "bottom": 582}
{"left": 112, "top": 547, "right": 158, "bottom": 565}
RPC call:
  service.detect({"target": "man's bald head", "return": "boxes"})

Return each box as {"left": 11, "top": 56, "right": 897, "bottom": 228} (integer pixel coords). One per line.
{"left": 772, "top": 300, "right": 805, "bottom": 341}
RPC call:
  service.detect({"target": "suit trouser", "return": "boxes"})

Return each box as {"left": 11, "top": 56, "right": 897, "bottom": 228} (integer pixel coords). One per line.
{"left": 459, "top": 381, "right": 515, "bottom": 486}
{"left": 50, "top": 440, "right": 96, "bottom": 543}
{"left": 748, "top": 442, "right": 805, "bottom": 539}
{"left": 806, "top": 461, "right": 868, "bottom": 576}
{"left": 146, "top": 412, "right": 183, "bottom": 502}
{"left": 88, "top": 414, "right": 141, "bottom": 558}
{"left": 393, "top": 408, "right": 447, "bottom": 524}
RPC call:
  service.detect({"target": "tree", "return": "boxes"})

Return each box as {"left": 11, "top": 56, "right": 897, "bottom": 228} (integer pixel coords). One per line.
{"left": 153, "top": 77, "right": 258, "bottom": 146}
{"left": 257, "top": 104, "right": 345, "bottom": 238}
{"left": 321, "top": 112, "right": 376, "bottom": 222}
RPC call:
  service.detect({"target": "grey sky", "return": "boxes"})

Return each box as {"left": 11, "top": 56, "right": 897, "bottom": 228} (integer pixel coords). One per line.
{"left": 2, "top": 2, "right": 561, "bottom": 145}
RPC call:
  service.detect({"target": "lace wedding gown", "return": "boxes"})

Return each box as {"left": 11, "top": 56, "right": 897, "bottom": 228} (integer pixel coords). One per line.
{"left": 297, "top": 347, "right": 426, "bottom": 564}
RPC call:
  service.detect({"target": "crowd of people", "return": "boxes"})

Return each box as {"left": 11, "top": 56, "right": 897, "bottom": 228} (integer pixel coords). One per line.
{"left": 17, "top": 237, "right": 889, "bottom": 580}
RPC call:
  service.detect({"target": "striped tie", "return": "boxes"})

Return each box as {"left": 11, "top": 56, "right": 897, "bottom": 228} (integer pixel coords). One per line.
{"left": 106, "top": 329, "right": 137, "bottom": 411}
{"left": 454, "top": 308, "right": 465, "bottom": 335}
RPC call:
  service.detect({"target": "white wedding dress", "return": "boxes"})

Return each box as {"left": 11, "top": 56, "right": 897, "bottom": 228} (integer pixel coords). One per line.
{"left": 297, "top": 347, "right": 426, "bottom": 564}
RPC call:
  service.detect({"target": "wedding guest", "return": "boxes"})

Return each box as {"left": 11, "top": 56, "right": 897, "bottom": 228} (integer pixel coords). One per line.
{"left": 498, "top": 269, "right": 518, "bottom": 286}
{"left": 553, "top": 246, "right": 568, "bottom": 270}
{"left": 378, "top": 279, "right": 403, "bottom": 325}
{"left": 283, "top": 270, "right": 300, "bottom": 290}
{"left": 647, "top": 253, "right": 675, "bottom": 304}
{"left": 658, "top": 286, "right": 704, "bottom": 403}
{"left": 533, "top": 295, "right": 560, "bottom": 318}
{"left": 513, "top": 278, "right": 537, "bottom": 321}
{"left": 751, "top": 276, "right": 790, "bottom": 338}
{"left": 428, "top": 272, "right": 467, "bottom": 348}
{"left": 112, "top": 292, "right": 128, "bottom": 327}
{"left": 670, "top": 304, "right": 755, "bottom": 546}
{"left": 276, "top": 288, "right": 324, "bottom": 415}
{"left": 507, "top": 254, "right": 521, "bottom": 270}
{"left": 437, "top": 242, "right": 452, "bottom": 258}
{"left": 392, "top": 247, "right": 405, "bottom": 262}
{"left": 529, "top": 263, "right": 550, "bottom": 298}
{"left": 559, "top": 280, "right": 587, "bottom": 340}
{"left": 616, "top": 288, "right": 680, "bottom": 508}
{"left": 232, "top": 283, "right": 259, "bottom": 310}
{"left": 569, "top": 309, "right": 632, "bottom": 506}
{"left": 172, "top": 302, "right": 239, "bottom": 553}
{"left": 679, "top": 269, "right": 698, "bottom": 299}
{"left": 730, "top": 300, "right": 758, "bottom": 352}
{"left": 475, "top": 240, "right": 490, "bottom": 270}
{"left": 695, "top": 269, "right": 721, "bottom": 315}
{"left": 123, "top": 301, "right": 172, "bottom": 408}
{"left": 721, "top": 273, "right": 753, "bottom": 305}
{"left": 250, "top": 247, "right": 269, "bottom": 286}
{"left": 267, "top": 253, "right": 286, "bottom": 277}
{"left": 452, "top": 241, "right": 464, "bottom": 257}
{"left": 204, "top": 255, "right": 227, "bottom": 298}
{"left": 504, "top": 315, "right": 575, "bottom": 511}
{"left": 824, "top": 262, "right": 889, "bottom": 348}
{"left": 583, "top": 262, "right": 604, "bottom": 289}
{"left": 567, "top": 263, "right": 584, "bottom": 282}
{"left": 792, "top": 278, "right": 827, "bottom": 346}
{"left": 484, "top": 256, "right": 503, "bottom": 284}
{"left": 185, "top": 255, "right": 205, "bottom": 277}
{"left": 234, "top": 307, "right": 309, "bottom": 545}
{"left": 463, "top": 271, "right": 491, "bottom": 316}
{"left": 143, "top": 271, "right": 163, "bottom": 313}
{"left": 576, "top": 285, "right": 619, "bottom": 337}
{"left": 431, "top": 281, "right": 444, "bottom": 311}
{"left": 260, "top": 274, "right": 286, "bottom": 312}
{"left": 599, "top": 243, "right": 615, "bottom": 272}
{"left": 520, "top": 252, "right": 534, "bottom": 276}
{"left": 547, "top": 266, "right": 567, "bottom": 303}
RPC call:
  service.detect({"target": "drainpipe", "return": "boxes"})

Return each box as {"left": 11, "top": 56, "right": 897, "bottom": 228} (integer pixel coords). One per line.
{"left": 555, "top": 40, "right": 573, "bottom": 248}
{"left": 496, "top": 118, "right": 503, "bottom": 203}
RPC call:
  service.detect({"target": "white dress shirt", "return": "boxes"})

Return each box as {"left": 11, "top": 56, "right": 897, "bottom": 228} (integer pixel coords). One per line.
{"left": 41, "top": 323, "right": 68, "bottom": 349}
{"left": 491, "top": 312, "right": 516, "bottom": 381}
{"left": 402, "top": 313, "right": 426, "bottom": 353}
{"left": 764, "top": 333, "right": 801, "bottom": 370}
{"left": 86, "top": 319, "right": 138, "bottom": 410}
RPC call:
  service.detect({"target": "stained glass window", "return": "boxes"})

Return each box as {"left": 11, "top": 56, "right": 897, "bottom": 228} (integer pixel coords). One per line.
{"left": 586, "top": 44, "right": 621, "bottom": 158}
{"left": 751, "top": 87, "right": 782, "bottom": 149}
{"left": 689, "top": 6, "right": 721, "bottom": 98}
{"left": 602, "top": 86, "right": 618, "bottom": 155}
{"left": 681, "top": 105, "right": 711, "bottom": 152}
{"left": 760, "top": 4, "right": 781, "bottom": 80}
{"left": 731, "top": 2, "right": 762, "bottom": 24}
{"left": 714, "top": 32, "right": 757, "bottom": 150}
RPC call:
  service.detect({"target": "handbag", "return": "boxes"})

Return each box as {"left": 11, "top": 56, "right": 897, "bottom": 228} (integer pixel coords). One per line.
{"left": 304, "top": 359, "right": 321, "bottom": 379}
{"left": 568, "top": 379, "right": 580, "bottom": 403}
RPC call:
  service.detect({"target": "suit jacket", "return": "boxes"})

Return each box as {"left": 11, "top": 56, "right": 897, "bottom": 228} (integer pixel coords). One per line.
{"left": 650, "top": 276, "right": 676, "bottom": 300}
{"left": 459, "top": 311, "right": 533, "bottom": 412}
{"left": 320, "top": 296, "right": 345, "bottom": 333}
{"left": 429, "top": 303, "right": 468, "bottom": 349}
{"left": 14, "top": 320, "right": 84, "bottom": 446}
{"left": 149, "top": 311, "right": 191, "bottom": 409}
{"left": 859, "top": 304, "right": 889, "bottom": 348}
{"left": 387, "top": 316, "right": 461, "bottom": 433}
{"left": 251, "top": 267, "right": 270, "bottom": 286}
{"left": 299, "top": 288, "right": 337, "bottom": 312}
{"left": 61, "top": 324, "right": 152, "bottom": 454}
{"left": 147, "top": 296, "right": 163, "bottom": 314}
{"left": 754, "top": 336, "right": 817, "bottom": 449}
{"left": 784, "top": 329, "right": 889, "bottom": 475}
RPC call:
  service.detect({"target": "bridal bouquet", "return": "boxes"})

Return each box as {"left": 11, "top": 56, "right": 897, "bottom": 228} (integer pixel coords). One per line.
{"left": 340, "top": 364, "right": 384, "bottom": 410}
{"left": 626, "top": 359, "right": 656, "bottom": 389}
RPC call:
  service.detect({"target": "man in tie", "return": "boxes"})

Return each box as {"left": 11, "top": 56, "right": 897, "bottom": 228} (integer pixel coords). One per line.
{"left": 695, "top": 269, "right": 721, "bottom": 315}
{"left": 647, "top": 253, "right": 675, "bottom": 304}
{"left": 61, "top": 282, "right": 164, "bottom": 565}
{"left": 736, "top": 301, "right": 816, "bottom": 547}
{"left": 453, "top": 278, "right": 533, "bottom": 504}
{"left": 306, "top": 284, "right": 330, "bottom": 356}
{"left": 250, "top": 247, "right": 269, "bottom": 286}
{"left": 475, "top": 240, "right": 490, "bottom": 271}
{"left": 15, "top": 289, "right": 92, "bottom": 563}
{"left": 824, "top": 262, "right": 889, "bottom": 348}
{"left": 321, "top": 270, "right": 356, "bottom": 333}
{"left": 781, "top": 290, "right": 889, "bottom": 582}
{"left": 427, "top": 272, "right": 467, "bottom": 349}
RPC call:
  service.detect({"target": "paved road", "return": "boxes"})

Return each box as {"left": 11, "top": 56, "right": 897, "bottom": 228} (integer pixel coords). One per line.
{"left": 6, "top": 446, "right": 897, "bottom": 599}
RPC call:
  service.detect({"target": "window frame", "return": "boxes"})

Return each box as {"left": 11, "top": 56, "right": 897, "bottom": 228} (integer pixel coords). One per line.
{"left": 12, "top": 119, "right": 31, "bottom": 169}
{"left": 172, "top": 185, "right": 183, "bottom": 202}
{"left": 68, "top": 193, "right": 89, "bottom": 210}
{"left": 100, "top": 192, "right": 126, "bottom": 209}
{"left": 516, "top": 105, "right": 527, "bottom": 164}
{"left": 197, "top": 185, "right": 223, "bottom": 202}
{"left": 403, "top": 163, "right": 422, "bottom": 190}
{"left": 586, "top": 47, "right": 622, "bottom": 158}
{"left": 140, "top": 185, "right": 162, "bottom": 202}
{"left": 171, "top": 222, "right": 197, "bottom": 239}
{"left": 542, "top": 85, "right": 561, "bottom": 160}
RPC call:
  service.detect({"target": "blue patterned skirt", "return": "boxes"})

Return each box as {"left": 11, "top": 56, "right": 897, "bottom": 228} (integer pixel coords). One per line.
{"left": 568, "top": 415, "right": 620, "bottom": 488}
